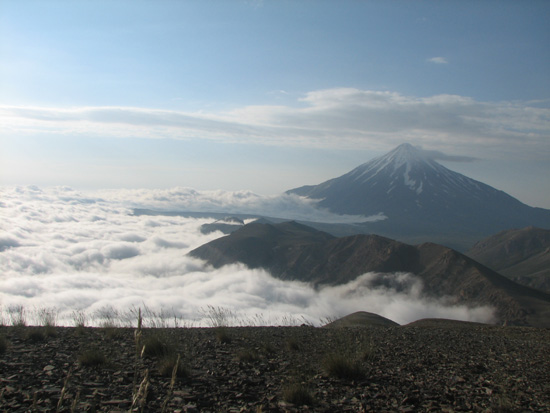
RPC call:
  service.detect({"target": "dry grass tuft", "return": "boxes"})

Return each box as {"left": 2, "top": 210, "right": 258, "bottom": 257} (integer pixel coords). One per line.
{"left": 282, "top": 382, "right": 315, "bottom": 406}
{"left": 141, "top": 334, "right": 173, "bottom": 358}
{"left": 215, "top": 327, "right": 232, "bottom": 344}
{"left": 8, "top": 305, "right": 26, "bottom": 327}
{"left": 286, "top": 337, "right": 301, "bottom": 351}
{"left": 71, "top": 310, "right": 87, "bottom": 328}
{"left": 25, "top": 328, "right": 46, "bottom": 342}
{"left": 158, "top": 354, "right": 188, "bottom": 378}
{"left": 237, "top": 348, "right": 260, "bottom": 363}
{"left": 78, "top": 348, "right": 108, "bottom": 368}
{"left": 322, "top": 353, "right": 364, "bottom": 380}
{"left": 36, "top": 307, "right": 58, "bottom": 328}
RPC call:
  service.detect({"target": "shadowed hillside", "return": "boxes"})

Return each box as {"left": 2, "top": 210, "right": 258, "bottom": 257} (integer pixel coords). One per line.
{"left": 190, "top": 221, "right": 550, "bottom": 327}
{"left": 467, "top": 226, "right": 550, "bottom": 293}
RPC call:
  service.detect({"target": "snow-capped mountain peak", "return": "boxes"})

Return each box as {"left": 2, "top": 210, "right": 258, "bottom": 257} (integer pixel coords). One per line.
{"left": 286, "top": 143, "right": 550, "bottom": 249}
{"left": 375, "top": 143, "right": 428, "bottom": 170}
{"left": 349, "top": 143, "right": 440, "bottom": 194}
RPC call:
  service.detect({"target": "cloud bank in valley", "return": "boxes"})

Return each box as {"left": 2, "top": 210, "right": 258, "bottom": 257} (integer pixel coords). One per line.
{"left": 0, "top": 186, "right": 494, "bottom": 326}
{"left": 91, "top": 187, "right": 382, "bottom": 224}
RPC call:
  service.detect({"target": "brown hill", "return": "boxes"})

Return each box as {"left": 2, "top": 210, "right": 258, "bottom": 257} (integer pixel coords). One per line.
{"left": 323, "top": 311, "right": 399, "bottom": 328}
{"left": 190, "top": 221, "right": 550, "bottom": 327}
{"left": 467, "top": 226, "right": 550, "bottom": 293}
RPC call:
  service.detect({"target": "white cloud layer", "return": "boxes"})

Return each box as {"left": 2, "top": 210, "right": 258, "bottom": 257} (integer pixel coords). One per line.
{"left": 1, "top": 88, "right": 549, "bottom": 159}
{"left": 90, "top": 187, "right": 381, "bottom": 223}
{"left": 0, "top": 186, "right": 495, "bottom": 327}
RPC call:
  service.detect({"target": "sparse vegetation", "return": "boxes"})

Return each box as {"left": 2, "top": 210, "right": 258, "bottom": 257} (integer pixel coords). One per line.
{"left": 44, "top": 325, "right": 57, "bottom": 338}
{"left": 71, "top": 309, "right": 87, "bottom": 328}
{"left": 25, "top": 328, "right": 45, "bottom": 342}
{"left": 286, "top": 337, "right": 301, "bottom": 351}
{"left": 102, "top": 325, "right": 123, "bottom": 340}
{"left": 141, "top": 333, "right": 173, "bottom": 357}
{"left": 56, "top": 367, "right": 73, "bottom": 412}
{"left": 237, "top": 348, "right": 260, "bottom": 363}
{"left": 0, "top": 306, "right": 548, "bottom": 411}
{"left": 215, "top": 326, "right": 232, "bottom": 344}
{"left": 78, "top": 348, "right": 108, "bottom": 368}
{"left": 355, "top": 331, "right": 376, "bottom": 362}
{"left": 94, "top": 305, "right": 120, "bottom": 328}
{"left": 160, "top": 354, "right": 183, "bottom": 412}
{"left": 158, "top": 354, "right": 188, "bottom": 378}
{"left": 322, "top": 353, "right": 365, "bottom": 380}
{"left": 202, "top": 305, "right": 235, "bottom": 327}
{"left": 8, "top": 304, "right": 26, "bottom": 327}
{"left": 36, "top": 307, "right": 58, "bottom": 328}
{"left": 130, "top": 368, "right": 151, "bottom": 411}
{"left": 282, "top": 382, "right": 315, "bottom": 406}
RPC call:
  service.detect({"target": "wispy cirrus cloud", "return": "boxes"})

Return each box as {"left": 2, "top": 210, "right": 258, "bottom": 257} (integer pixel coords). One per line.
{"left": 1, "top": 88, "right": 549, "bottom": 159}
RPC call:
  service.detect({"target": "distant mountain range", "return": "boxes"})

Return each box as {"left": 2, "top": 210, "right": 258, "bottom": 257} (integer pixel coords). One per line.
{"left": 467, "top": 226, "right": 550, "bottom": 293}
{"left": 287, "top": 143, "right": 550, "bottom": 250}
{"left": 189, "top": 221, "right": 550, "bottom": 327}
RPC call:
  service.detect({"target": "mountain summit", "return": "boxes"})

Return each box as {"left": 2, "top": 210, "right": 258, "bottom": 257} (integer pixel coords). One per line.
{"left": 287, "top": 144, "right": 550, "bottom": 249}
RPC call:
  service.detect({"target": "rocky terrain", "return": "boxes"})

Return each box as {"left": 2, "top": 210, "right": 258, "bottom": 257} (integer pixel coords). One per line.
{"left": 1, "top": 321, "right": 549, "bottom": 412}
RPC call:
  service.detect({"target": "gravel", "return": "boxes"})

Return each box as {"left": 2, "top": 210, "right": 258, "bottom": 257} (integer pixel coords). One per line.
{"left": 1, "top": 322, "right": 549, "bottom": 412}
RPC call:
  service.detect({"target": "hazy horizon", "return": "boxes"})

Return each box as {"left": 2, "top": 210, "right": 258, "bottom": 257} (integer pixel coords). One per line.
{"left": 1, "top": 1, "right": 549, "bottom": 208}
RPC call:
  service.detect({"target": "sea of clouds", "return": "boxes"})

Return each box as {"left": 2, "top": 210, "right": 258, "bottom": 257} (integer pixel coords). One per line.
{"left": 0, "top": 186, "right": 494, "bottom": 327}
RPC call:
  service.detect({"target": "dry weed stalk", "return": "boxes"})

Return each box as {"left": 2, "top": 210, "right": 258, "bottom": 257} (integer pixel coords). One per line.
{"left": 130, "top": 369, "right": 150, "bottom": 412}
{"left": 161, "top": 354, "right": 181, "bottom": 412}
{"left": 132, "top": 308, "right": 144, "bottom": 396}
{"left": 56, "top": 367, "right": 72, "bottom": 412}
{"left": 70, "top": 391, "right": 80, "bottom": 412}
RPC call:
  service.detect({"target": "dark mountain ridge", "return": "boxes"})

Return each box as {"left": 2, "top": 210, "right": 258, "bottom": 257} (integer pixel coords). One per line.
{"left": 287, "top": 144, "right": 550, "bottom": 250}
{"left": 467, "top": 226, "right": 550, "bottom": 293}
{"left": 190, "top": 221, "right": 550, "bottom": 327}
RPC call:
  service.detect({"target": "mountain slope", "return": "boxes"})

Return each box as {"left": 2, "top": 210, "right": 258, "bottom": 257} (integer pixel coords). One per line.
{"left": 190, "top": 221, "right": 550, "bottom": 327}
{"left": 286, "top": 143, "right": 550, "bottom": 250}
{"left": 323, "top": 311, "right": 400, "bottom": 328}
{"left": 467, "top": 227, "right": 550, "bottom": 293}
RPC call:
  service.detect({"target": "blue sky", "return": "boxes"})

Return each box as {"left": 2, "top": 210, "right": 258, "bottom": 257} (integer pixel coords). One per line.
{"left": 1, "top": 0, "right": 549, "bottom": 207}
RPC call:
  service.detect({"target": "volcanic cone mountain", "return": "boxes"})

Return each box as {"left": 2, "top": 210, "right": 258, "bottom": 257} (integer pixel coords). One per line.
{"left": 190, "top": 221, "right": 550, "bottom": 327}
{"left": 286, "top": 143, "right": 550, "bottom": 250}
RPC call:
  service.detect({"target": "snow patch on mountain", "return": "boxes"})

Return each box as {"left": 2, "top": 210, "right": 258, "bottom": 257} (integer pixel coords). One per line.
{"left": 402, "top": 162, "right": 417, "bottom": 191}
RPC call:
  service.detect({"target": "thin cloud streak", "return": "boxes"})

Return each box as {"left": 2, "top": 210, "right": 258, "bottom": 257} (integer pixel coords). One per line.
{"left": 1, "top": 88, "right": 549, "bottom": 159}
{"left": 428, "top": 57, "right": 448, "bottom": 64}
{"left": 416, "top": 148, "right": 478, "bottom": 163}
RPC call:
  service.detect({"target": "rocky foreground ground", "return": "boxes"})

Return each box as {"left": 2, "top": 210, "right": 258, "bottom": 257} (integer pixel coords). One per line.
{"left": 1, "top": 321, "right": 549, "bottom": 412}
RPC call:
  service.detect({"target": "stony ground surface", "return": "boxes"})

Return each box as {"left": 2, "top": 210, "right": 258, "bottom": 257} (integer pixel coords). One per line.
{"left": 1, "top": 321, "right": 549, "bottom": 412}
